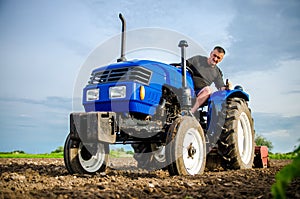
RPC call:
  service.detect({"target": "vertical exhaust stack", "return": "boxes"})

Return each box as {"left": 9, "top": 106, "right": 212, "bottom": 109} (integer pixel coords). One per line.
{"left": 179, "top": 40, "right": 188, "bottom": 88}
{"left": 178, "top": 40, "right": 192, "bottom": 111}
{"left": 117, "top": 13, "right": 127, "bottom": 62}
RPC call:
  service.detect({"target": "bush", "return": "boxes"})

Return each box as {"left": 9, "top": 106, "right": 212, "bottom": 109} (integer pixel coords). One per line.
{"left": 12, "top": 150, "right": 25, "bottom": 154}
{"left": 255, "top": 135, "right": 274, "bottom": 152}
{"left": 51, "top": 146, "right": 63, "bottom": 153}
{"left": 126, "top": 151, "right": 134, "bottom": 155}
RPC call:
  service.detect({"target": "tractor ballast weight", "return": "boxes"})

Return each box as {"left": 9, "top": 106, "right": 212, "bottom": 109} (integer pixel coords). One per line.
{"left": 64, "top": 14, "right": 268, "bottom": 175}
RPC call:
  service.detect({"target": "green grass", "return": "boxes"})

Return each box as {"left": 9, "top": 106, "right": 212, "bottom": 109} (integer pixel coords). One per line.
{"left": 269, "top": 152, "right": 298, "bottom": 160}
{"left": 1, "top": 149, "right": 297, "bottom": 160}
{"left": 0, "top": 149, "right": 134, "bottom": 159}
{"left": 0, "top": 152, "right": 63, "bottom": 158}
{"left": 109, "top": 149, "right": 134, "bottom": 158}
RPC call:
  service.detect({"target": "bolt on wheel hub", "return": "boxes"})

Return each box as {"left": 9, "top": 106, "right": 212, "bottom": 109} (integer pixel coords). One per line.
{"left": 187, "top": 143, "right": 197, "bottom": 159}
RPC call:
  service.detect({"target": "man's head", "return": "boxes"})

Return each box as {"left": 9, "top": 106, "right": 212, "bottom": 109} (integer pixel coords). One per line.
{"left": 207, "top": 46, "right": 225, "bottom": 66}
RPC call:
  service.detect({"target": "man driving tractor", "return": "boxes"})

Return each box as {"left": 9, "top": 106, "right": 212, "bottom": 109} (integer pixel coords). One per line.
{"left": 187, "top": 46, "right": 231, "bottom": 113}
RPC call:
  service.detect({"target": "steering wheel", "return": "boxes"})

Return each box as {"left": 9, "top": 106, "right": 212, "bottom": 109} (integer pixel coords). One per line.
{"left": 170, "top": 63, "right": 194, "bottom": 76}
{"left": 186, "top": 66, "right": 194, "bottom": 76}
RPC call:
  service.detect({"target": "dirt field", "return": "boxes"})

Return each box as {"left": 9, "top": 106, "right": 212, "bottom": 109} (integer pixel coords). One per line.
{"left": 0, "top": 158, "right": 299, "bottom": 199}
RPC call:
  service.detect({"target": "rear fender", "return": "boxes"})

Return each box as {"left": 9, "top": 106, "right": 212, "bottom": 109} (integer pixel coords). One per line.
{"left": 211, "top": 89, "right": 249, "bottom": 102}
{"left": 209, "top": 89, "right": 249, "bottom": 108}
{"left": 226, "top": 89, "right": 249, "bottom": 102}
{"left": 207, "top": 89, "right": 250, "bottom": 130}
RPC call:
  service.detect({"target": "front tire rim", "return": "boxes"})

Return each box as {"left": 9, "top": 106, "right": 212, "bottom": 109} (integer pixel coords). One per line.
{"left": 78, "top": 142, "right": 106, "bottom": 173}
{"left": 237, "top": 112, "right": 252, "bottom": 164}
{"left": 153, "top": 145, "right": 166, "bottom": 163}
{"left": 182, "top": 128, "right": 204, "bottom": 175}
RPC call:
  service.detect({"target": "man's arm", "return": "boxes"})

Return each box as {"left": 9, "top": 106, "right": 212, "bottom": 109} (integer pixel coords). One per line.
{"left": 215, "top": 67, "right": 232, "bottom": 90}
{"left": 215, "top": 67, "right": 226, "bottom": 90}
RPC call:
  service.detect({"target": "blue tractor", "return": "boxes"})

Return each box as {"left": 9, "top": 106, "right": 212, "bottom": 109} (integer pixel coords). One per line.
{"left": 64, "top": 14, "right": 262, "bottom": 176}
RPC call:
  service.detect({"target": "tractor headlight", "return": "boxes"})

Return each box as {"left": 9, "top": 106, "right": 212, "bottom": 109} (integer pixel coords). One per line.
{"left": 86, "top": 88, "right": 99, "bottom": 101}
{"left": 109, "top": 86, "right": 126, "bottom": 99}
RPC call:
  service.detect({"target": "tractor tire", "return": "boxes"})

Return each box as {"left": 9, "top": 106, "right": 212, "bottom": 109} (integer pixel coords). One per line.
{"left": 64, "top": 134, "right": 109, "bottom": 174}
{"left": 218, "top": 98, "right": 255, "bottom": 170}
{"left": 166, "top": 116, "right": 206, "bottom": 175}
{"left": 132, "top": 143, "right": 167, "bottom": 170}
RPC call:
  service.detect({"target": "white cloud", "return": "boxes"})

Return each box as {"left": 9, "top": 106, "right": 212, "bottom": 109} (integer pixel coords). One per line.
{"left": 225, "top": 0, "right": 300, "bottom": 72}
{"left": 19, "top": 114, "right": 32, "bottom": 118}
{"left": 263, "top": 129, "right": 299, "bottom": 153}
{"left": 229, "top": 59, "right": 300, "bottom": 116}
{"left": 253, "top": 113, "right": 300, "bottom": 153}
{"left": 262, "top": 129, "right": 290, "bottom": 137}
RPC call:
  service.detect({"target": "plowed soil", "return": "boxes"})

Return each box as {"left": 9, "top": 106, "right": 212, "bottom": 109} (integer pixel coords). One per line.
{"left": 0, "top": 158, "right": 299, "bottom": 199}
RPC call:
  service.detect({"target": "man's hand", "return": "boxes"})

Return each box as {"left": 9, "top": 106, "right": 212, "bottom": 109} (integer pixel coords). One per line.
{"left": 225, "top": 79, "right": 233, "bottom": 90}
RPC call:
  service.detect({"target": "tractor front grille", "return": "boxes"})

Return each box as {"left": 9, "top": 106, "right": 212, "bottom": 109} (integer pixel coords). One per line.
{"left": 88, "top": 66, "right": 152, "bottom": 85}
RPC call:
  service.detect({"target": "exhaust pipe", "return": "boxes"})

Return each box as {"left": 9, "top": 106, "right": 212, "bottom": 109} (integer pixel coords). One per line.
{"left": 117, "top": 13, "right": 127, "bottom": 62}
{"left": 178, "top": 40, "right": 188, "bottom": 88}
{"left": 178, "top": 40, "right": 192, "bottom": 111}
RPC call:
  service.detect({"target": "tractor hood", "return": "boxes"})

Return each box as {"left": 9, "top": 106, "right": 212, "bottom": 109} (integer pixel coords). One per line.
{"left": 83, "top": 60, "right": 194, "bottom": 115}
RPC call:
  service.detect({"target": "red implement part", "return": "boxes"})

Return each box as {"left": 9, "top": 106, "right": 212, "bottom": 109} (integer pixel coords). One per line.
{"left": 254, "top": 146, "right": 269, "bottom": 168}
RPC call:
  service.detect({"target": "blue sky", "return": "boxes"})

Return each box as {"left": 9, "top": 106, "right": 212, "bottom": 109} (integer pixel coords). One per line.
{"left": 0, "top": 0, "right": 299, "bottom": 153}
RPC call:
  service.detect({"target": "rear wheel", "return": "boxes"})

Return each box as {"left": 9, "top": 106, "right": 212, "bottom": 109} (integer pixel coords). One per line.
{"left": 64, "top": 134, "right": 109, "bottom": 174}
{"left": 166, "top": 116, "right": 206, "bottom": 175}
{"left": 218, "top": 98, "right": 255, "bottom": 169}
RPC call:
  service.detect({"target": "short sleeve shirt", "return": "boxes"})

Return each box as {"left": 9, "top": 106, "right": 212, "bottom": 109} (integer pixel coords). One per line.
{"left": 187, "top": 55, "right": 225, "bottom": 90}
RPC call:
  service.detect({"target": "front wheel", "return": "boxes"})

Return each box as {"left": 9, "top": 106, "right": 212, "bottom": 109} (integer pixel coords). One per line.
{"left": 166, "top": 116, "right": 206, "bottom": 175}
{"left": 132, "top": 143, "right": 167, "bottom": 170}
{"left": 64, "top": 134, "right": 109, "bottom": 174}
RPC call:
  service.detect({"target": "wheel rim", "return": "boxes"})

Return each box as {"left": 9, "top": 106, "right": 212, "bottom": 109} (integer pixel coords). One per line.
{"left": 153, "top": 145, "right": 166, "bottom": 163}
{"left": 237, "top": 112, "right": 253, "bottom": 164}
{"left": 182, "top": 128, "right": 204, "bottom": 175}
{"left": 78, "top": 142, "right": 106, "bottom": 173}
